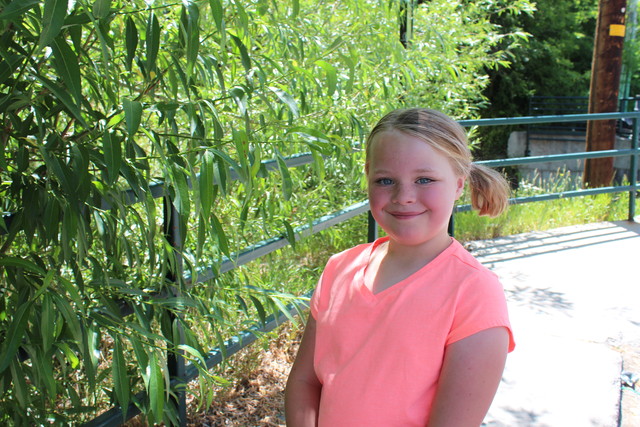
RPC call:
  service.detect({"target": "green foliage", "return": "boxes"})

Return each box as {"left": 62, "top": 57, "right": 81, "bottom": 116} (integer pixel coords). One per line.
{"left": 476, "top": 0, "right": 599, "bottom": 160}
{"left": 0, "top": 0, "right": 534, "bottom": 423}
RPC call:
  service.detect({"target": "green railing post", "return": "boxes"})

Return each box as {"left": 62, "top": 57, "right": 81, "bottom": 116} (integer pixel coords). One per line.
{"left": 448, "top": 214, "right": 455, "bottom": 237}
{"left": 367, "top": 210, "right": 378, "bottom": 243}
{"left": 630, "top": 115, "right": 639, "bottom": 221}
{"left": 163, "top": 197, "right": 187, "bottom": 426}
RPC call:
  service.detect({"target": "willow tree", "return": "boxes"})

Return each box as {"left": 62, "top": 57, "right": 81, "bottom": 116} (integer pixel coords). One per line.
{"left": 0, "top": 0, "right": 532, "bottom": 423}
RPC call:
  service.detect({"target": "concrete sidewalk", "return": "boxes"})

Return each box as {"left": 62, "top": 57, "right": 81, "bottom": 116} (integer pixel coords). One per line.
{"left": 469, "top": 221, "right": 640, "bottom": 427}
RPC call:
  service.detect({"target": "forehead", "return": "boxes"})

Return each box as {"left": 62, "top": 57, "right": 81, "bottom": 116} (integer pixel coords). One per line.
{"left": 367, "top": 130, "right": 455, "bottom": 172}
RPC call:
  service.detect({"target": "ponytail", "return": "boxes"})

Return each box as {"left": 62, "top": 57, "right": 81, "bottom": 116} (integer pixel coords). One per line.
{"left": 467, "top": 163, "right": 510, "bottom": 217}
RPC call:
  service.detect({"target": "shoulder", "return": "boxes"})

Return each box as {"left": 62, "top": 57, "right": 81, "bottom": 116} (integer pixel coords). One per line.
{"left": 443, "top": 240, "right": 515, "bottom": 351}
{"left": 324, "top": 239, "right": 377, "bottom": 270}
{"left": 442, "top": 239, "right": 500, "bottom": 286}
{"left": 310, "top": 240, "right": 375, "bottom": 317}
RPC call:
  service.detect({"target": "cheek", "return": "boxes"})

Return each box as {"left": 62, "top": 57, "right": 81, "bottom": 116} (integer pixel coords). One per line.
{"left": 367, "top": 186, "right": 391, "bottom": 208}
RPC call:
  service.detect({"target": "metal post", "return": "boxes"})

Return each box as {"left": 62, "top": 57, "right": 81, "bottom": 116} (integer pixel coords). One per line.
{"left": 367, "top": 211, "right": 378, "bottom": 243}
{"left": 630, "top": 116, "right": 638, "bottom": 221}
{"left": 163, "top": 196, "right": 187, "bottom": 426}
{"left": 447, "top": 214, "right": 455, "bottom": 237}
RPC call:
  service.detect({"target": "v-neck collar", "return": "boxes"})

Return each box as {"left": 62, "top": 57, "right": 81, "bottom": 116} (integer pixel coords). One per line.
{"left": 357, "top": 236, "right": 456, "bottom": 300}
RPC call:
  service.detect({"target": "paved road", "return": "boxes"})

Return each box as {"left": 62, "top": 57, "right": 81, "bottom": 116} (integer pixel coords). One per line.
{"left": 469, "top": 221, "right": 640, "bottom": 426}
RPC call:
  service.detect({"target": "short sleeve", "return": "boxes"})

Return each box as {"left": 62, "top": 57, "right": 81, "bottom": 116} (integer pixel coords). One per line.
{"left": 310, "top": 256, "right": 334, "bottom": 320}
{"left": 310, "top": 275, "right": 322, "bottom": 320}
{"left": 446, "top": 271, "right": 515, "bottom": 352}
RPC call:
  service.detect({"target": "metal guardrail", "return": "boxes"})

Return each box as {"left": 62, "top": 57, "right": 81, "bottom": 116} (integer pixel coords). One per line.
{"left": 524, "top": 96, "right": 639, "bottom": 156}
{"left": 458, "top": 111, "right": 639, "bottom": 224}
{"left": 75, "top": 111, "right": 638, "bottom": 426}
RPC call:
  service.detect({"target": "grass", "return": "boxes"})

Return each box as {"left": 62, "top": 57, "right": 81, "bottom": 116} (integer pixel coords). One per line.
{"left": 454, "top": 169, "right": 631, "bottom": 242}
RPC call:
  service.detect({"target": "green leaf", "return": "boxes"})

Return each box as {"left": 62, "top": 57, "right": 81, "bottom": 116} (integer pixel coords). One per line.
{"left": 51, "top": 36, "right": 82, "bottom": 104}
{"left": 10, "top": 359, "right": 30, "bottom": 408}
{"left": 276, "top": 152, "right": 293, "bottom": 200}
{"left": 83, "top": 325, "right": 100, "bottom": 394}
{"left": 55, "top": 342, "right": 79, "bottom": 369}
{"left": 171, "top": 164, "right": 190, "bottom": 217}
{"left": 0, "top": 256, "right": 46, "bottom": 275}
{"left": 125, "top": 17, "right": 138, "bottom": 71}
{"left": 249, "top": 295, "right": 266, "bottom": 325}
{"left": 210, "top": 213, "right": 230, "bottom": 257}
{"left": 92, "top": 0, "right": 111, "bottom": 19}
{"left": 208, "top": 0, "right": 224, "bottom": 33}
{"left": 0, "top": 51, "right": 22, "bottom": 87}
{"left": 184, "top": 1, "right": 200, "bottom": 76}
{"left": 39, "top": 0, "right": 68, "bottom": 48}
{"left": 230, "top": 34, "right": 251, "bottom": 72}
{"left": 199, "top": 151, "right": 215, "bottom": 216}
{"left": 0, "top": 0, "right": 39, "bottom": 21}
{"left": 213, "top": 153, "right": 228, "bottom": 196}
{"left": 177, "top": 344, "right": 206, "bottom": 370}
{"left": 130, "top": 335, "right": 149, "bottom": 373}
{"left": 271, "top": 297, "right": 297, "bottom": 324}
{"left": 311, "top": 148, "right": 325, "bottom": 181}
{"left": 123, "top": 99, "right": 143, "bottom": 137}
{"left": 146, "top": 12, "right": 160, "bottom": 76}
{"left": 315, "top": 60, "right": 338, "bottom": 97}
{"left": 147, "top": 352, "right": 165, "bottom": 421}
{"left": 35, "top": 74, "right": 88, "bottom": 128}
{"left": 269, "top": 87, "right": 299, "bottom": 118}
{"left": 37, "top": 351, "right": 57, "bottom": 401}
{"left": 231, "top": 0, "right": 249, "bottom": 33}
{"left": 33, "top": 270, "right": 55, "bottom": 301}
{"left": 282, "top": 219, "right": 296, "bottom": 250}
{"left": 229, "top": 86, "right": 247, "bottom": 115}
{"left": 103, "top": 130, "right": 121, "bottom": 185}
{"left": 0, "top": 301, "right": 32, "bottom": 373}
{"left": 50, "top": 293, "right": 82, "bottom": 344}
{"left": 41, "top": 294, "right": 55, "bottom": 352}
{"left": 287, "top": 126, "right": 332, "bottom": 154}
{"left": 112, "top": 335, "right": 130, "bottom": 420}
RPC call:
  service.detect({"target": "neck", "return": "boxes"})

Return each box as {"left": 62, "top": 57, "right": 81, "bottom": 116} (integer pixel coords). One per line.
{"left": 385, "top": 232, "right": 452, "bottom": 265}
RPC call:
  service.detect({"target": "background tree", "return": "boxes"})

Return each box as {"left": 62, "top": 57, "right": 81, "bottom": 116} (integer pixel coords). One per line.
{"left": 0, "top": 0, "right": 533, "bottom": 423}
{"left": 477, "top": 0, "right": 600, "bottom": 160}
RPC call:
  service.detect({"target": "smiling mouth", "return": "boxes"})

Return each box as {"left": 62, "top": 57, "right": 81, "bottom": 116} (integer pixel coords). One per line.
{"left": 390, "top": 211, "right": 425, "bottom": 219}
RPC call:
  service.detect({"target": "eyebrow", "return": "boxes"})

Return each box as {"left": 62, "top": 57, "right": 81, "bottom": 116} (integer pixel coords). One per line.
{"left": 370, "top": 168, "right": 437, "bottom": 174}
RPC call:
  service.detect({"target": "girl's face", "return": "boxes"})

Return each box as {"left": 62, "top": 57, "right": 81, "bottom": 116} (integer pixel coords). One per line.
{"left": 366, "top": 130, "right": 465, "bottom": 251}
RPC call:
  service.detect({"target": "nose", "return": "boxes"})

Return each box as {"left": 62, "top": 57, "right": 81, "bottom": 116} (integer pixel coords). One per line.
{"left": 392, "top": 183, "right": 416, "bottom": 205}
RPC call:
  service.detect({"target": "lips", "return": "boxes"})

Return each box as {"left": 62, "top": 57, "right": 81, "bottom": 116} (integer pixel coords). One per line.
{"left": 389, "top": 211, "right": 425, "bottom": 219}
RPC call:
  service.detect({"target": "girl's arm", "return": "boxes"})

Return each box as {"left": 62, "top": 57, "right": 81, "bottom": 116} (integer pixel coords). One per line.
{"left": 427, "top": 327, "right": 510, "bottom": 427}
{"left": 285, "top": 314, "right": 322, "bottom": 427}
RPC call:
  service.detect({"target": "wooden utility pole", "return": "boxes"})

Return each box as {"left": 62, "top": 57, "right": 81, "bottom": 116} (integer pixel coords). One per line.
{"left": 584, "top": 0, "right": 627, "bottom": 187}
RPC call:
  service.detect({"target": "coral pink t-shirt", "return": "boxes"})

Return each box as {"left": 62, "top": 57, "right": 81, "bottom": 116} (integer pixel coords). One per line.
{"left": 310, "top": 237, "right": 515, "bottom": 426}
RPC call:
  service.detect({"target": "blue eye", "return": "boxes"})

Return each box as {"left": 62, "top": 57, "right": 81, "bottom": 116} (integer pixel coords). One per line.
{"left": 376, "top": 178, "right": 393, "bottom": 185}
{"left": 417, "top": 177, "right": 433, "bottom": 184}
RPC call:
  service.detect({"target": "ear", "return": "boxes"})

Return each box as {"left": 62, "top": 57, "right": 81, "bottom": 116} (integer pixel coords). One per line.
{"left": 454, "top": 176, "right": 465, "bottom": 200}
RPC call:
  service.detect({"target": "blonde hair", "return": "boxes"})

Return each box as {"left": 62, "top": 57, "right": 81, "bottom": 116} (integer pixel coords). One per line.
{"left": 365, "top": 108, "right": 510, "bottom": 217}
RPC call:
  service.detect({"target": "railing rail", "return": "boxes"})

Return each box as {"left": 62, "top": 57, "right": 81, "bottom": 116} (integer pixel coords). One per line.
{"left": 46, "top": 111, "right": 639, "bottom": 426}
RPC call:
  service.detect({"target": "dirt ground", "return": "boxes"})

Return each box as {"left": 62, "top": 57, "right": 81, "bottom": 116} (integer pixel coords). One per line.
{"left": 185, "top": 324, "right": 301, "bottom": 427}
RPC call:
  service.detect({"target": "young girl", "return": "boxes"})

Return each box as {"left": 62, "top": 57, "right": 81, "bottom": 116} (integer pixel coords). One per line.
{"left": 285, "top": 108, "right": 515, "bottom": 427}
